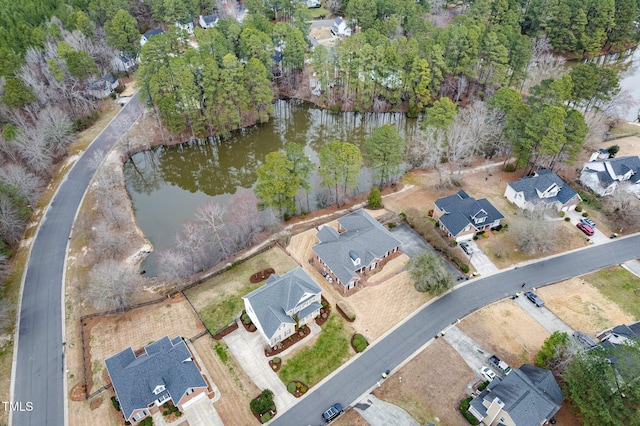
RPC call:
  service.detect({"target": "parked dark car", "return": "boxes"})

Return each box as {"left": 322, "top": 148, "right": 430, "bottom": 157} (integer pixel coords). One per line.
{"left": 489, "top": 355, "right": 512, "bottom": 375}
{"left": 322, "top": 403, "right": 343, "bottom": 422}
{"left": 525, "top": 291, "right": 545, "bottom": 307}
{"left": 580, "top": 217, "right": 596, "bottom": 228}
{"left": 576, "top": 222, "right": 594, "bottom": 236}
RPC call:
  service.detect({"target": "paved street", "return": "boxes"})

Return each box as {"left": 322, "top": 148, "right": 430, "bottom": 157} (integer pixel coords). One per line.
{"left": 271, "top": 234, "right": 640, "bottom": 426}
{"left": 11, "top": 93, "right": 145, "bottom": 426}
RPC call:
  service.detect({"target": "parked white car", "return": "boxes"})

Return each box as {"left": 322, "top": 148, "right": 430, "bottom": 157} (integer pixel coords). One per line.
{"left": 481, "top": 366, "right": 496, "bottom": 382}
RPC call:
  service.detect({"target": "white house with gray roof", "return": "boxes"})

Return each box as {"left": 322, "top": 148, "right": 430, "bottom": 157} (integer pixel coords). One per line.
{"left": 433, "top": 190, "right": 504, "bottom": 241}
{"left": 312, "top": 209, "right": 402, "bottom": 291}
{"left": 580, "top": 155, "right": 640, "bottom": 197}
{"left": 468, "top": 364, "right": 563, "bottom": 426}
{"left": 505, "top": 169, "right": 581, "bottom": 212}
{"left": 105, "top": 336, "right": 208, "bottom": 424}
{"left": 243, "top": 267, "right": 322, "bottom": 348}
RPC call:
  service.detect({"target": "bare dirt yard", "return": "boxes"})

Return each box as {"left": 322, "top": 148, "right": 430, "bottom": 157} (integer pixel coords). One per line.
{"left": 458, "top": 299, "right": 550, "bottom": 366}
{"left": 536, "top": 277, "right": 636, "bottom": 336}
{"left": 192, "top": 337, "right": 260, "bottom": 426}
{"left": 333, "top": 408, "right": 370, "bottom": 426}
{"left": 375, "top": 338, "right": 475, "bottom": 425}
{"left": 85, "top": 294, "right": 205, "bottom": 391}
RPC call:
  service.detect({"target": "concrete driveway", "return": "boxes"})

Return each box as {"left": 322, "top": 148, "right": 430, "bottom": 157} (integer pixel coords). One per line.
{"left": 463, "top": 240, "right": 499, "bottom": 276}
{"left": 442, "top": 326, "right": 495, "bottom": 381}
{"left": 354, "top": 394, "right": 419, "bottom": 426}
{"left": 622, "top": 259, "right": 640, "bottom": 278}
{"left": 515, "top": 294, "right": 574, "bottom": 335}
{"left": 564, "top": 209, "right": 609, "bottom": 243}
{"left": 389, "top": 223, "right": 459, "bottom": 279}
{"left": 152, "top": 394, "right": 223, "bottom": 426}
{"left": 223, "top": 323, "right": 298, "bottom": 412}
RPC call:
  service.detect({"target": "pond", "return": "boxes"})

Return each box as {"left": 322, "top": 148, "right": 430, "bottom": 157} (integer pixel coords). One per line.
{"left": 124, "top": 99, "right": 419, "bottom": 274}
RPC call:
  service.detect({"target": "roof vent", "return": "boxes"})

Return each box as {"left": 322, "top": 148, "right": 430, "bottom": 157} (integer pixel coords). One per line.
{"left": 349, "top": 250, "right": 360, "bottom": 266}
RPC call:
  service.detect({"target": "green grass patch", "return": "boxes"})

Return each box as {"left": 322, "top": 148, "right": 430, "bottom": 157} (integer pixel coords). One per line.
{"left": 185, "top": 248, "right": 298, "bottom": 333}
{"left": 278, "top": 315, "right": 350, "bottom": 386}
{"left": 309, "top": 7, "right": 329, "bottom": 18}
{"left": 609, "top": 121, "right": 640, "bottom": 138}
{"left": 215, "top": 342, "right": 229, "bottom": 363}
{"left": 585, "top": 266, "right": 640, "bottom": 318}
{"left": 459, "top": 396, "right": 480, "bottom": 425}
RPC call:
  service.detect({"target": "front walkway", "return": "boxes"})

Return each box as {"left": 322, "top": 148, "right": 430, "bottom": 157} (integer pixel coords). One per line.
{"left": 223, "top": 321, "right": 323, "bottom": 413}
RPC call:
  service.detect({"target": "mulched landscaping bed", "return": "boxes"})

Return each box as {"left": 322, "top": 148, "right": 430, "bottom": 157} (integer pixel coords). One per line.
{"left": 264, "top": 325, "right": 311, "bottom": 357}
{"left": 287, "top": 380, "right": 310, "bottom": 398}
{"left": 269, "top": 358, "right": 282, "bottom": 372}
{"left": 252, "top": 408, "right": 277, "bottom": 424}
{"left": 314, "top": 296, "right": 332, "bottom": 326}
{"left": 213, "top": 321, "right": 238, "bottom": 340}
{"left": 242, "top": 320, "right": 257, "bottom": 333}
{"left": 250, "top": 268, "right": 275, "bottom": 283}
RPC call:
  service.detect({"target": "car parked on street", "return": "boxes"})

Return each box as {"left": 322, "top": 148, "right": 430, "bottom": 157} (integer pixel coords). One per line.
{"left": 525, "top": 291, "right": 545, "bottom": 307}
{"left": 580, "top": 217, "right": 596, "bottom": 228}
{"left": 480, "top": 366, "right": 496, "bottom": 382}
{"left": 576, "top": 222, "right": 594, "bottom": 236}
{"left": 460, "top": 241, "right": 473, "bottom": 255}
{"left": 322, "top": 403, "right": 343, "bottom": 423}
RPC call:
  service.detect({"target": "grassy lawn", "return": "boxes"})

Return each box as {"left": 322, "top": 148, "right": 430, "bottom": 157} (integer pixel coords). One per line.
{"left": 309, "top": 6, "right": 329, "bottom": 18}
{"left": 609, "top": 121, "right": 640, "bottom": 139}
{"left": 184, "top": 247, "right": 298, "bottom": 333}
{"left": 278, "top": 314, "right": 350, "bottom": 387}
{"left": 584, "top": 266, "right": 640, "bottom": 318}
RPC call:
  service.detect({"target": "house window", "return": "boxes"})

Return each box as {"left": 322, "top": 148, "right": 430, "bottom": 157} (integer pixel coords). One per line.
{"left": 156, "top": 394, "right": 170, "bottom": 405}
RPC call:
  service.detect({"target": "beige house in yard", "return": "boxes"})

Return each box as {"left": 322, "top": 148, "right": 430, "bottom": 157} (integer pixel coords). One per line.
{"left": 433, "top": 190, "right": 504, "bottom": 242}
{"left": 504, "top": 169, "right": 581, "bottom": 212}
{"left": 105, "top": 336, "right": 209, "bottom": 424}
{"left": 312, "top": 209, "right": 402, "bottom": 291}
{"left": 468, "top": 364, "right": 563, "bottom": 426}
{"left": 243, "top": 267, "right": 322, "bottom": 348}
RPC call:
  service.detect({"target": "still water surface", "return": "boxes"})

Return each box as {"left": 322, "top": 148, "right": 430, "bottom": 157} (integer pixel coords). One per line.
{"left": 124, "top": 100, "right": 418, "bottom": 272}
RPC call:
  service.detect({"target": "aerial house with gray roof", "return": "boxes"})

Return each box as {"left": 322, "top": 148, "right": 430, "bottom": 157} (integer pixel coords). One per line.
{"left": 243, "top": 267, "right": 322, "bottom": 348}
{"left": 504, "top": 169, "right": 581, "bottom": 212}
{"left": 433, "top": 190, "right": 504, "bottom": 242}
{"left": 105, "top": 336, "right": 208, "bottom": 424}
{"left": 580, "top": 155, "right": 640, "bottom": 197}
{"left": 312, "top": 209, "right": 402, "bottom": 292}
{"left": 468, "top": 364, "right": 563, "bottom": 426}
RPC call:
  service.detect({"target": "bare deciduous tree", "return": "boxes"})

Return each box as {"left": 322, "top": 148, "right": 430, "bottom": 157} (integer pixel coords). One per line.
{"left": 604, "top": 190, "right": 640, "bottom": 233}
{"left": 0, "top": 195, "right": 27, "bottom": 245}
{"left": 227, "top": 192, "right": 263, "bottom": 248}
{"left": 422, "top": 128, "right": 448, "bottom": 187}
{"left": 0, "top": 164, "right": 44, "bottom": 206}
{"left": 510, "top": 211, "right": 560, "bottom": 255}
{"left": 176, "top": 221, "right": 207, "bottom": 273}
{"left": 156, "top": 249, "right": 190, "bottom": 285}
{"left": 86, "top": 260, "right": 141, "bottom": 311}
{"left": 522, "top": 37, "right": 566, "bottom": 92}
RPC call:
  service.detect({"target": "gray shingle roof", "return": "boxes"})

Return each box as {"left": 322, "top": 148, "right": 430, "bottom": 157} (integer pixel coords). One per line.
{"left": 105, "top": 336, "right": 207, "bottom": 421}
{"left": 243, "top": 267, "right": 322, "bottom": 341}
{"left": 472, "top": 364, "right": 562, "bottom": 425}
{"left": 143, "top": 28, "right": 164, "bottom": 39}
{"left": 508, "top": 170, "right": 580, "bottom": 207}
{"left": 312, "top": 209, "right": 402, "bottom": 285}
{"left": 434, "top": 190, "right": 504, "bottom": 236}
{"left": 202, "top": 13, "right": 220, "bottom": 24}
{"left": 607, "top": 156, "right": 640, "bottom": 181}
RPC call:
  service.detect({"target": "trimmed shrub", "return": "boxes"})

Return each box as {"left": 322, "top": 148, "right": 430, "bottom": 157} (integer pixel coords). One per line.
{"left": 559, "top": 211, "right": 565, "bottom": 217}
{"left": 353, "top": 334, "right": 368, "bottom": 352}
{"left": 388, "top": 222, "right": 396, "bottom": 228}
{"left": 473, "top": 235, "right": 479, "bottom": 240}
{"left": 478, "top": 380, "right": 490, "bottom": 391}
{"left": 110, "top": 396, "right": 120, "bottom": 412}
{"left": 337, "top": 300, "right": 356, "bottom": 321}
{"left": 261, "top": 413, "right": 271, "bottom": 423}
{"left": 399, "top": 212, "right": 407, "bottom": 221}
{"left": 564, "top": 217, "right": 571, "bottom": 222}
{"left": 434, "top": 221, "right": 440, "bottom": 228}
{"left": 482, "top": 233, "right": 489, "bottom": 238}
{"left": 504, "top": 163, "right": 516, "bottom": 172}
{"left": 459, "top": 397, "right": 480, "bottom": 425}
{"left": 575, "top": 205, "right": 583, "bottom": 212}
{"left": 301, "top": 385, "right": 307, "bottom": 393}
{"left": 273, "top": 357, "right": 281, "bottom": 364}
{"left": 582, "top": 212, "right": 589, "bottom": 217}
{"left": 460, "top": 264, "right": 470, "bottom": 274}
{"left": 139, "top": 418, "right": 153, "bottom": 426}
{"left": 287, "top": 382, "right": 296, "bottom": 394}
{"left": 242, "top": 312, "right": 251, "bottom": 325}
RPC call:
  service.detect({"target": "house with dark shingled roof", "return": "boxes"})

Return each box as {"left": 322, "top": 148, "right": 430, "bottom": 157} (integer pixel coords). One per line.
{"left": 312, "top": 209, "right": 402, "bottom": 291}
{"left": 504, "top": 169, "right": 581, "bottom": 212}
{"left": 433, "top": 190, "right": 504, "bottom": 242}
{"left": 243, "top": 267, "right": 322, "bottom": 348}
{"left": 140, "top": 28, "right": 164, "bottom": 46}
{"left": 105, "top": 336, "right": 208, "bottom": 424}
{"left": 468, "top": 364, "right": 563, "bottom": 426}
{"left": 580, "top": 155, "right": 640, "bottom": 197}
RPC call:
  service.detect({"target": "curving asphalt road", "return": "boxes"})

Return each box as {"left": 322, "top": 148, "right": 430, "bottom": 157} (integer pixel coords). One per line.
{"left": 10, "top": 91, "right": 145, "bottom": 426}
{"left": 272, "top": 234, "right": 640, "bottom": 426}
